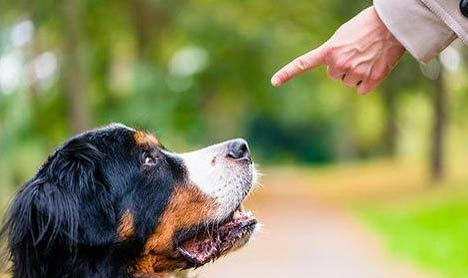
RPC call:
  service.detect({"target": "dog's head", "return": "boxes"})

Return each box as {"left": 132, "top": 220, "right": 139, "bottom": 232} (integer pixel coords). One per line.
{"left": 2, "top": 123, "right": 258, "bottom": 278}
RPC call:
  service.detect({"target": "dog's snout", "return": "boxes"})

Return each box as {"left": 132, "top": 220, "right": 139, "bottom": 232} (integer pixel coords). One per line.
{"left": 226, "top": 139, "right": 250, "bottom": 161}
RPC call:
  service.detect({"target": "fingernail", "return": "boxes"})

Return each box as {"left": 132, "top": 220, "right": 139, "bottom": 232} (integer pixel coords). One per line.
{"left": 271, "top": 76, "right": 281, "bottom": 87}
{"left": 358, "top": 90, "right": 369, "bottom": 96}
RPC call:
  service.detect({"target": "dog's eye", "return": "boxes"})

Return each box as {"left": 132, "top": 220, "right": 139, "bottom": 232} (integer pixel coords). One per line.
{"left": 143, "top": 153, "right": 157, "bottom": 166}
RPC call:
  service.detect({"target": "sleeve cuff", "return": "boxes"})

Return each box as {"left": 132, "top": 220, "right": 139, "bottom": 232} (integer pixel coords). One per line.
{"left": 373, "top": 0, "right": 456, "bottom": 63}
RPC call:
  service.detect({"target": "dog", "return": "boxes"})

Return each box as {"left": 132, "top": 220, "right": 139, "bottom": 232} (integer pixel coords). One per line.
{"left": 1, "top": 123, "right": 259, "bottom": 278}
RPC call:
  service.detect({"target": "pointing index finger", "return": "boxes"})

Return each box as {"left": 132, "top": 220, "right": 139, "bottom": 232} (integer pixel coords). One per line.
{"left": 271, "top": 46, "right": 326, "bottom": 87}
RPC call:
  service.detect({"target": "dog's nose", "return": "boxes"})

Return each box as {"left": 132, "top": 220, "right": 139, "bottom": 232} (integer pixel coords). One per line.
{"left": 226, "top": 139, "right": 251, "bottom": 161}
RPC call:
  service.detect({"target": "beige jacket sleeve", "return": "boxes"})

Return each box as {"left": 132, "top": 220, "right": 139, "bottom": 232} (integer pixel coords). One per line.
{"left": 374, "top": 0, "right": 468, "bottom": 63}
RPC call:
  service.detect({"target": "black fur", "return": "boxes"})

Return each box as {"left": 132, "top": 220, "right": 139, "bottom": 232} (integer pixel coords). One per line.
{"left": 1, "top": 124, "right": 186, "bottom": 278}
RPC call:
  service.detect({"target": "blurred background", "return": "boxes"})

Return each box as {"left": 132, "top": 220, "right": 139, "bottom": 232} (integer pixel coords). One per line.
{"left": 1, "top": 0, "right": 468, "bottom": 277}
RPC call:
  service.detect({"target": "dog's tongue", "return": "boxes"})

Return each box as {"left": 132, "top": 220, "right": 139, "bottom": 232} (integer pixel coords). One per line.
{"left": 177, "top": 210, "right": 255, "bottom": 266}
{"left": 177, "top": 236, "right": 219, "bottom": 265}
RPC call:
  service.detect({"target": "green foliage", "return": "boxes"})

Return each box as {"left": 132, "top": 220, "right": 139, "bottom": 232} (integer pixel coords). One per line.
{"left": 1, "top": 1, "right": 468, "bottom": 181}
{"left": 358, "top": 192, "right": 468, "bottom": 278}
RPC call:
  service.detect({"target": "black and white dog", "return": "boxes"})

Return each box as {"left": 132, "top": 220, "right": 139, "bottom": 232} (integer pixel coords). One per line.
{"left": 1, "top": 123, "right": 258, "bottom": 278}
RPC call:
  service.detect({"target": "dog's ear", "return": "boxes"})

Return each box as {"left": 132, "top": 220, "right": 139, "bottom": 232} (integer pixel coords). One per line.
{"left": 56, "top": 139, "right": 116, "bottom": 246}
{"left": 3, "top": 139, "right": 116, "bottom": 256}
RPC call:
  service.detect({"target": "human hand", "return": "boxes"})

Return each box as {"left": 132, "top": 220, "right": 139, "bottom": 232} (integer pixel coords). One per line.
{"left": 271, "top": 6, "right": 406, "bottom": 95}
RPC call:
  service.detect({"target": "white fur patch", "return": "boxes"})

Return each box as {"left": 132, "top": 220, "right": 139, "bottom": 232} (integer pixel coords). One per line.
{"left": 177, "top": 140, "right": 256, "bottom": 221}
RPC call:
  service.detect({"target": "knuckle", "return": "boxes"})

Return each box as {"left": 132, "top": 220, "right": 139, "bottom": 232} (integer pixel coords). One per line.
{"left": 342, "top": 79, "right": 355, "bottom": 87}
{"left": 334, "top": 60, "right": 349, "bottom": 72}
{"left": 369, "top": 74, "right": 380, "bottom": 82}
{"left": 323, "top": 47, "right": 338, "bottom": 64}
{"left": 326, "top": 66, "right": 335, "bottom": 75}
{"left": 326, "top": 46, "right": 339, "bottom": 56}
{"left": 278, "top": 71, "right": 290, "bottom": 81}
{"left": 327, "top": 71, "right": 339, "bottom": 80}
{"left": 294, "top": 58, "right": 308, "bottom": 71}
{"left": 354, "top": 69, "right": 367, "bottom": 79}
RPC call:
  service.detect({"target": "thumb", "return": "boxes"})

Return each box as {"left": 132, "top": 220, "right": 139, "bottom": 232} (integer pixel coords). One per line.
{"left": 271, "top": 45, "right": 326, "bottom": 87}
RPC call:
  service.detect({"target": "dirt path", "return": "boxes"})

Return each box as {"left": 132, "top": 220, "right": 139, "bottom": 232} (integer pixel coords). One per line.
{"left": 194, "top": 170, "right": 434, "bottom": 278}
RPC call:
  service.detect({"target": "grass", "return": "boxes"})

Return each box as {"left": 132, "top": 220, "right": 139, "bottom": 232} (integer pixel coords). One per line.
{"left": 356, "top": 189, "right": 468, "bottom": 278}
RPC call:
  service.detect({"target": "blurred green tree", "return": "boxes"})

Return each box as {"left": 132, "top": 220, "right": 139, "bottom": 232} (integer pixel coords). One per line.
{"left": 0, "top": 0, "right": 467, "bottom": 191}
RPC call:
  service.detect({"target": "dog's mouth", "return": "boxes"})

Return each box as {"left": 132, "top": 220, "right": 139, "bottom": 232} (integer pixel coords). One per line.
{"left": 176, "top": 205, "right": 257, "bottom": 267}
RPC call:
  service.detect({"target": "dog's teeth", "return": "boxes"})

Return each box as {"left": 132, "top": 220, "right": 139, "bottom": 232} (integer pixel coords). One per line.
{"left": 233, "top": 210, "right": 242, "bottom": 219}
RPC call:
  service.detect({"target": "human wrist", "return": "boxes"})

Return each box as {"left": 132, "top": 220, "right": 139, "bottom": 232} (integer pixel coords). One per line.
{"left": 373, "top": 0, "right": 456, "bottom": 63}
{"left": 369, "top": 6, "right": 404, "bottom": 47}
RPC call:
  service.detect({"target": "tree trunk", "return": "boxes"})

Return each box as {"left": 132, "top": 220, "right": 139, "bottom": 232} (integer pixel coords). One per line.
{"left": 431, "top": 64, "right": 446, "bottom": 182}
{"left": 382, "top": 85, "right": 397, "bottom": 158}
{"left": 62, "top": 0, "right": 89, "bottom": 134}
{"left": 132, "top": 0, "right": 152, "bottom": 59}
{"left": 131, "top": 0, "right": 163, "bottom": 60}
{"left": 26, "top": 24, "right": 39, "bottom": 104}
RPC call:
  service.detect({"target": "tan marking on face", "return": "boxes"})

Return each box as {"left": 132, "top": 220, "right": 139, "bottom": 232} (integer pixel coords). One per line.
{"left": 132, "top": 185, "right": 218, "bottom": 276}
{"left": 118, "top": 210, "right": 134, "bottom": 241}
{"left": 134, "top": 131, "right": 159, "bottom": 146}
